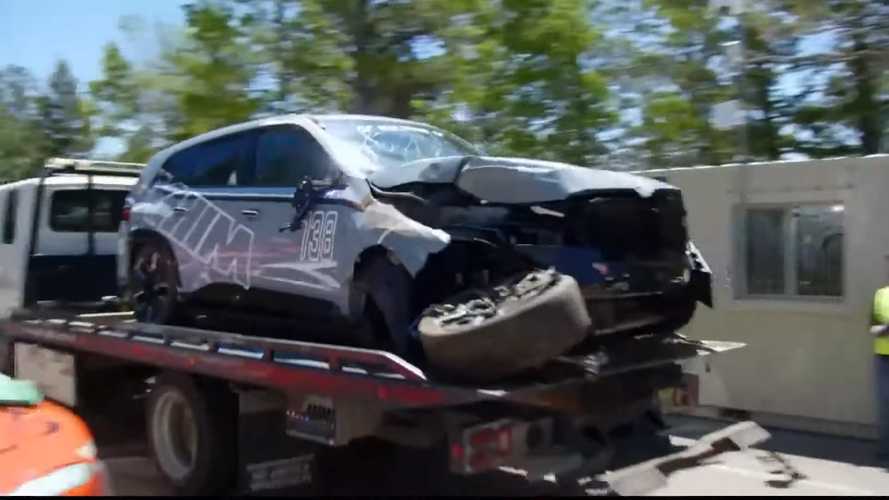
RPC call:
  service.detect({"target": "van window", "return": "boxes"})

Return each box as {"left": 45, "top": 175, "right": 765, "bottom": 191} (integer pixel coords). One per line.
{"left": 162, "top": 132, "right": 255, "bottom": 187}
{"left": 50, "top": 190, "right": 128, "bottom": 233}
{"left": 3, "top": 190, "right": 17, "bottom": 244}
{"left": 252, "top": 126, "right": 332, "bottom": 187}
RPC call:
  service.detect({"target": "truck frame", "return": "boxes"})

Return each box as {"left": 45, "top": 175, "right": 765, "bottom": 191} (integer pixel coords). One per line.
{"left": 0, "top": 304, "right": 741, "bottom": 494}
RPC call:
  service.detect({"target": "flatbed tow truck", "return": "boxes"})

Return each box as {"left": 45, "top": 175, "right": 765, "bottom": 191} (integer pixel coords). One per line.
{"left": 0, "top": 306, "right": 755, "bottom": 495}
{"left": 0, "top": 160, "right": 759, "bottom": 495}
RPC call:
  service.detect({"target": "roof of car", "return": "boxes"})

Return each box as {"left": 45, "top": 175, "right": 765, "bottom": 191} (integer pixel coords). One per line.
{"left": 144, "top": 113, "right": 444, "bottom": 174}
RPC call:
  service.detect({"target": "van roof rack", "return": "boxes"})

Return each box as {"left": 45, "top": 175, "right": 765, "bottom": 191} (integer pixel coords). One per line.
{"left": 43, "top": 157, "right": 144, "bottom": 177}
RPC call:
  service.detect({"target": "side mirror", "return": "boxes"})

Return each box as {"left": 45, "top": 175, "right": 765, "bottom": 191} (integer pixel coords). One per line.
{"left": 291, "top": 178, "right": 314, "bottom": 208}
{"left": 281, "top": 179, "right": 315, "bottom": 233}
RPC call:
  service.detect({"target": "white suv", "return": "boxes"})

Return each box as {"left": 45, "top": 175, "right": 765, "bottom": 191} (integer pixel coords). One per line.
{"left": 122, "top": 114, "right": 711, "bottom": 372}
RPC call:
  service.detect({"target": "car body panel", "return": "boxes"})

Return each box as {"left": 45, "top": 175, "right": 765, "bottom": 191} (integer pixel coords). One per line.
{"left": 370, "top": 155, "right": 675, "bottom": 202}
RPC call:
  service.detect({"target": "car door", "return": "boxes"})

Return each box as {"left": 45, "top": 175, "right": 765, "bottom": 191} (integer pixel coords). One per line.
{"left": 246, "top": 124, "right": 346, "bottom": 311}
{"left": 151, "top": 131, "right": 257, "bottom": 295}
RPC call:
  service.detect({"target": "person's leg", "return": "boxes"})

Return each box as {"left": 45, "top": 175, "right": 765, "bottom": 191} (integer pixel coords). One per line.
{"left": 876, "top": 355, "right": 889, "bottom": 459}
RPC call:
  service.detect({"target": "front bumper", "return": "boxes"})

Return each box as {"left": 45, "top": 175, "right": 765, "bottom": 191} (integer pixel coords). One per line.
{"left": 517, "top": 242, "right": 712, "bottom": 336}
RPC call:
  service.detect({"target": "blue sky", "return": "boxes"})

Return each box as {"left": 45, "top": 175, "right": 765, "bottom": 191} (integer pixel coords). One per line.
{"left": 0, "top": 0, "right": 186, "bottom": 85}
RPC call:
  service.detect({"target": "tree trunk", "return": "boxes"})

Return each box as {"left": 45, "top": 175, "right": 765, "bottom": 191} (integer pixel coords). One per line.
{"left": 850, "top": 35, "right": 881, "bottom": 154}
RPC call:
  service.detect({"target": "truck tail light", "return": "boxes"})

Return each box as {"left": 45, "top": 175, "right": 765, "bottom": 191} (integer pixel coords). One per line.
{"left": 453, "top": 420, "right": 515, "bottom": 475}
{"left": 121, "top": 204, "right": 131, "bottom": 222}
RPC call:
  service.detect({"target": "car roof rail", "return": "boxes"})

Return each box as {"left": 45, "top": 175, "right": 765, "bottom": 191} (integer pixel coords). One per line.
{"left": 43, "top": 157, "right": 145, "bottom": 178}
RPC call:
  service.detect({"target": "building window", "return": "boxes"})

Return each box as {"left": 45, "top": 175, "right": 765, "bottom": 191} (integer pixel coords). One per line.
{"left": 2, "top": 190, "right": 16, "bottom": 244}
{"left": 740, "top": 203, "right": 844, "bottom": 298}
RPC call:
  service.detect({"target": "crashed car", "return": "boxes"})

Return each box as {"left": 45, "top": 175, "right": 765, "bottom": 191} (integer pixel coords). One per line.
{"left": 121, "top": 114, "right": 711, "bottom": 381}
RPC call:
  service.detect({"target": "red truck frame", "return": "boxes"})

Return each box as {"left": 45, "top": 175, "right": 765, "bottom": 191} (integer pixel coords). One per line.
{"left": 0, "top": 304, "right": 742, "bottom": 495}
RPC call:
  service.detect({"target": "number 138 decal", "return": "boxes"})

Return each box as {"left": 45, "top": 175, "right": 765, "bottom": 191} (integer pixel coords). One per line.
{"left": 300, "top": 210, "right": 338, "bottom": 261}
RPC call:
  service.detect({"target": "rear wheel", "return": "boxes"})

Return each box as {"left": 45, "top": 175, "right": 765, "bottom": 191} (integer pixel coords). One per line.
{"left": 130, "top": 240, "right": 182, "bottom": 324}
{"left": 146, "top": 373, "right": 236, "bottom": 495}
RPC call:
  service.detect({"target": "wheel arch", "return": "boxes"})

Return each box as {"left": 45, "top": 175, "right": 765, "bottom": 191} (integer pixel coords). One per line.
{"left": 349, "top": 245, "right": 416, "bottom": 356}
{"left": 128, "top": 229, "right": 180, "bottom": 286}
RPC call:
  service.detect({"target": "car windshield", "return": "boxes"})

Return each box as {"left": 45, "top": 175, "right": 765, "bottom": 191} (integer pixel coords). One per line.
{"left": 315, "top": 117, "right": 479, "bottom": 171}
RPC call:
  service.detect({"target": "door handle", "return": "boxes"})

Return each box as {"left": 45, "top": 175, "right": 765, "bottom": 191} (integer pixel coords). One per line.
{"left": 172, "top": 206, "right": 189, "bottom": 214}
{"left": 241, "top": 209, "right": 260, "bottom": 218}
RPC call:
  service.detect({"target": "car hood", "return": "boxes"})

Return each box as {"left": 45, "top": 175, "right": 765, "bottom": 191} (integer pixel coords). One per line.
{"left": 369, "top": 155, "right": 677, "bottom": 203}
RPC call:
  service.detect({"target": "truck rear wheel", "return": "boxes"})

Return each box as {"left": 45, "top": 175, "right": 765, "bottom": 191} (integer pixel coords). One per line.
{"left": 146, "top": 373, "right": 236, "bottom": 495}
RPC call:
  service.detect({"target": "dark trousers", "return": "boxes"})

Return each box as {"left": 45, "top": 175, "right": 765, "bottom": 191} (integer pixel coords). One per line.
{"left": 877, "top": 355, "right": 889, "bottom": 454}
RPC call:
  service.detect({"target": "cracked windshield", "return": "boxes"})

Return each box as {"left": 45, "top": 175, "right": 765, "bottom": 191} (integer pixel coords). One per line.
{"left": 0, "top": 0, "right": 888, "bottom": 496}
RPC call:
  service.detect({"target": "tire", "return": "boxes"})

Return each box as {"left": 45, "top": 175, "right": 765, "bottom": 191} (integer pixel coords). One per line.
{"left": 418, "top": 268, "right": 591, "bottom": 382}
{"left": 352, "top": 253, "right": 416, "bottom": 358}
{"left": 130, "top": 240, "right": 183, "bottom": 324}
{"left": 146, "top": 373, "right": 237, "bottom": 495}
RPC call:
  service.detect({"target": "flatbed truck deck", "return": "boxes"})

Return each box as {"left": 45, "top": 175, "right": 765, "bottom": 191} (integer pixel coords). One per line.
{"left": 0, "top": 305, "right": 742, "bottom": 495}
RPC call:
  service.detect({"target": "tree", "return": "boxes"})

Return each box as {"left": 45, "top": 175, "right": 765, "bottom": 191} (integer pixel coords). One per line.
{"left": 36, "top": 60, "right": 94, "bottom": 158}
{"left": 90, "top": 43, "right": 141, "bottom": 138}
{"left": 415, "top": 0, "right": 617, "bottom": 166}
{"left": 785, "top": 0, "right": 889, "bottom": 155}
{"left": 624, "top": 0, "right": 803, "bottom": 166}
{"left": 0, "top": 65, "right": 46, "bottom": 179}
{"left": 161, "top": 1, "right": 260, "bottom": 140}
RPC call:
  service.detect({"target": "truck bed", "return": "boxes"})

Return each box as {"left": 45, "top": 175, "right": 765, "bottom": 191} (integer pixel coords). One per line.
{"left": 1, "top": 306, "right": 742, "bottom": 413}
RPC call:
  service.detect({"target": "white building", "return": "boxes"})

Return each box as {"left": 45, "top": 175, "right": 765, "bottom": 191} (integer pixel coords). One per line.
{"left": 642, "top": 155, "right": 889, "bottom": 438}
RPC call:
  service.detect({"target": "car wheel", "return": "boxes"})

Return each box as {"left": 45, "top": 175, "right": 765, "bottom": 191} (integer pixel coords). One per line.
{"left": 131, "top": 241, "right": 182, "bottom": 324}
{"left": 352, "top": 253, "right": 415, "bottom": 359}
{"left": 418, "top": 268, "right": 591, "bottom": 382}
{"left": 146, "top": 373, "right": 236, "bottom": 495}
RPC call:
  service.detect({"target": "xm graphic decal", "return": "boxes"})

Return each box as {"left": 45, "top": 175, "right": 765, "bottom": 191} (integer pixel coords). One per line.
{"left": 140, "top": 180, "right": 256, "bottom": 289}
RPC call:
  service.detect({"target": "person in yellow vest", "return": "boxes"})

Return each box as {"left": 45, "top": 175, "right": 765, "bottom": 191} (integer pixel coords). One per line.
{"left": 870, "top": 285, "right": 889, "bottom": 459}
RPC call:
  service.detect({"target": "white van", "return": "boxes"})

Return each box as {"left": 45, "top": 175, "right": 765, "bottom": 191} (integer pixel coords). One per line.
{"left": 0, "top": 158, "right": 141, "bottom": 318}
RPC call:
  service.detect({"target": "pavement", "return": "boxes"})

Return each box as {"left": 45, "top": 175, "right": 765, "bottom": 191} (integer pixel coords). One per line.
{"left": 653, "top": 416, "right": 889, "bottom": 496}
{"left": 97, "top": 414, "right": 889, "bottom": 496}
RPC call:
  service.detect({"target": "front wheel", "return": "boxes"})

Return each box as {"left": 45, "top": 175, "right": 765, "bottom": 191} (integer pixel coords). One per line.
{"left": 130, "top": 240, "right": 182, "bottom": 324}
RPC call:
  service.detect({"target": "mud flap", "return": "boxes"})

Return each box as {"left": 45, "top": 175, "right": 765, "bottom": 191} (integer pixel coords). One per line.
{"left": 237, "top": 408, "right": 323, "bottom": 495}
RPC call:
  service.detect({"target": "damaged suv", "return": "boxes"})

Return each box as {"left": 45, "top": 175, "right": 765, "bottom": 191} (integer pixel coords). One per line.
{"left": 121, "top": 114, "right": 711, "bottom": 381}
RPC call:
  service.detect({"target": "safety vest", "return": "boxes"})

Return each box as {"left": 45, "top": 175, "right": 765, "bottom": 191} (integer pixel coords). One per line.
{"left": 873, "top": 287, "right": 889, "bottom": 355}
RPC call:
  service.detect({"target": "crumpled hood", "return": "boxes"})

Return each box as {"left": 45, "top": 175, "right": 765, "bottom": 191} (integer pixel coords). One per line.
{"left": 369, "top": 155, "right": 677, "bottom": 203}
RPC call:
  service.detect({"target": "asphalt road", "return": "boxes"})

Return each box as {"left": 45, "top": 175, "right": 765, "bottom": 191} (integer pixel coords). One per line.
{"left": 98, "top": 414, "right": 889, "bottom": 496}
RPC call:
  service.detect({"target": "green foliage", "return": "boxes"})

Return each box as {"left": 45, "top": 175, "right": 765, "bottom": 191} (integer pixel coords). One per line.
{"left": 163, "top": 1, "right": 260, "bottom": 140}
{"left": 37, "top": 61, "right": 95, "bottom": 158}
{"left": 1, "top": 0, "right": 888, "bottom": 182}
{"left": 783, "top": 0, "right": 889, "bottom": 155}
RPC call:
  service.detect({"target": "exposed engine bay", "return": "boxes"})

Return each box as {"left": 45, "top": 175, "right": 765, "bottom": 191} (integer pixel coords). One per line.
{"left": 369, "top": 155, "right": 712, "bottom": 343}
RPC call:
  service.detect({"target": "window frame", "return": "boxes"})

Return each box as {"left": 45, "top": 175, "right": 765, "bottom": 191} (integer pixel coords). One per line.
{"left": 735, "top": 201, "right": 845, "bottom": 301}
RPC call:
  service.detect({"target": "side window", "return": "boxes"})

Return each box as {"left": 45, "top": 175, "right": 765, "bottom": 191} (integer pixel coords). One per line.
{"left": 253, "top": 126, "right": 332, "bottom": 187}
{"left": 3, "top": 189, "right": 16, "bottom": 244}
{"left": 50, "top": 190, "right": 129, "bottom": 233}
{"left": 745, "top": 208, "right": 785, "bottom": 295}
{"left": 163, "top": 132, "right": 254, "bottom": 187}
